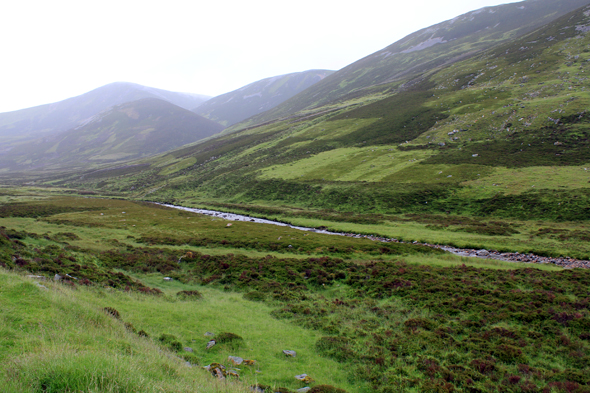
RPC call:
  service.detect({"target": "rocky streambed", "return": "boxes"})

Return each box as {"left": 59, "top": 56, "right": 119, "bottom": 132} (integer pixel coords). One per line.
{"left": 161, "top": 204, "right": 589, "bottom": 269}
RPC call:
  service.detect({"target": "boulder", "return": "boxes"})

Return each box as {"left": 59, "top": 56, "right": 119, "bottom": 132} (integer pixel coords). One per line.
{"left": 204, "top": 363, "right": 226, "bottom": 380}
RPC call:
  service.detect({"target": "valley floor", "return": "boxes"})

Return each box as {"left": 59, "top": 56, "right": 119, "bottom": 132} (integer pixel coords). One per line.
{"left": 1, "top": 189, "right": 589, "bottom": 392}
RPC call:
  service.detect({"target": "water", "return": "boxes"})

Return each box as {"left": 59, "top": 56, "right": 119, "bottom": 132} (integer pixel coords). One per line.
{"left": 160, "top": 203, "right": 346, "bottom": 236}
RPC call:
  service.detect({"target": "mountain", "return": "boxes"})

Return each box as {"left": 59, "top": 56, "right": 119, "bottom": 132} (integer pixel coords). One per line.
{"left": 46, "top": 1, "right": 590, "bottom": 226}
{"left": 193, "top": 70, "right": 334, "bottom": 127}
{"left": 0, "top": 98, "right": 223, "bottom": 172}
{"left": 245, "top": 0, "right": 590, "bottom": 126}
{"left": 0, "top": 82, "right": 211, "bottom": 143}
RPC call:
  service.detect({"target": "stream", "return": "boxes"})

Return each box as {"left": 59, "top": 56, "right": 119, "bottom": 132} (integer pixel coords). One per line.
{"left": 160, "top": 203, "right": 590, "bottom": 269}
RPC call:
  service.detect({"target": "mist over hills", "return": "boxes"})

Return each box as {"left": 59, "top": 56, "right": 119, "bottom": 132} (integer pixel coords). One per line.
{"left": 194, "top": 70, "right": 334, "bottom": 127}
{"left": 0, "top": 82, "right": 211, "bottom": 143}
{"left": 0, "top": 98, "right": 223, "bottom": 173}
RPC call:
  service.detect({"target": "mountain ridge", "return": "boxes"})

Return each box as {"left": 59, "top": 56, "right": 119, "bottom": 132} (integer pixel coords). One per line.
{"left": 0, "top": 82, "right": 212, "bottom": 144}
{"left": 0, "top": 97, "right": 223, "bottom": 173}
{"left": 194, "top": 69, "right": 334, "bottom": 127}
{"left": 242, "top": 0, "right": 590, "bottom": 127}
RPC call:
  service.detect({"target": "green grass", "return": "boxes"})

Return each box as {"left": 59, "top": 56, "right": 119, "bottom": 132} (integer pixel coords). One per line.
{"left": 2, "top": 194, "right": 590, "bottom": 393}
{"left": 0, "top": 270, "right": 248, "bottom": 393}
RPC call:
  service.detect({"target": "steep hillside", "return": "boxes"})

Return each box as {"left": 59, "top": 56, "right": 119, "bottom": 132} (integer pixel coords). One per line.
{"left": 0, "top": 98, "right": 223, "bottom": 172}
{"left": 245, "top": 0, "right": 590, "bottom": 126}
{"left": 0, "top": 82, "right": 211, "bottom": 143}
{"left": 194, "top": 70, "right": 334, "bottom": 127}
{"left": 50, "top": 3, "right": 590, "bottom": 230}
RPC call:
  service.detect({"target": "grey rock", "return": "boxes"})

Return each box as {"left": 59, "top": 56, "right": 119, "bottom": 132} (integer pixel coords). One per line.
{"left": 477, "top": 250, "right": 490, "bottom": 256}
{"left": 228, "top": 355, "right": 243, "bottom": 365}
{"left": 206, "top": 340, "right": 216, "bottom": 350}
{"left": 297, "top": 388, "right": 311, "bottom": 393}
{"left": 184, "top": 347, "right": 193, "bottom": 352}
{"left": 283, "top": 350, "right": 296, "bottom": 357}
{"left": 163, "top": 277, "right": 173, "bottom": 281}
{"left": 54, "top": 274, "right": 62, "bottom": 281}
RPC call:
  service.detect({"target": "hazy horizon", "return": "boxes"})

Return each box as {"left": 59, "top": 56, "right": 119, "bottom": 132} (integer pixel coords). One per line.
{"left": 0, "top": 0, "right": 520, "bottom": 113}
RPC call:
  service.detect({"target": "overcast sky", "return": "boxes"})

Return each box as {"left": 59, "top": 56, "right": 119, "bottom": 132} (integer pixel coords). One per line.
{"left": 0, "top": 0, "right": 520, "bottom": 113}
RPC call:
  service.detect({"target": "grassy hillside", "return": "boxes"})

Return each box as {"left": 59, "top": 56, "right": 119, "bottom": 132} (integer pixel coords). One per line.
{"left": 0, "top": 98, "right": 224, "bottom": 173}
{"left": 195, "top": 70, "right": 334, "bottom": 127}
{"left": 40, "top": 3, "right": 590, "bottom": 252}
{"left": 1, "top": 192, "right": 590, "bottom": 392}
{"left": 243, "top": 0, "right": 590, "bottom": 126}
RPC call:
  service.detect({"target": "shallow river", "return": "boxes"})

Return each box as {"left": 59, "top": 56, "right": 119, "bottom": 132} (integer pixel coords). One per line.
{"left": 159, "top": 203, "right": 589, "bottom": 269}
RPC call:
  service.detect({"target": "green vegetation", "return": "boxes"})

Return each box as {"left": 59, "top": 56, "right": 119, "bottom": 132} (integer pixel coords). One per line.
{"left": 3, "top": 3, "right": 590, "bottom": 393}
{"left": 1, "top": 196, "right": 589, "bottom": 392}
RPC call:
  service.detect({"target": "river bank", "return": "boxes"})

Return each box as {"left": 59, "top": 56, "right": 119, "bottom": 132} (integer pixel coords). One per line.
{"left": 160, "top": 203, "right": 590, "bottom": 269}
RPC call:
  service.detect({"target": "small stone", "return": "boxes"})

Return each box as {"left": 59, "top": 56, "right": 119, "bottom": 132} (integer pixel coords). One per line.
{"left": 297, "top": 388, "right": 311, "bottom": 393}
{"left": 283, "top": 350, "right": 296, "bottom": 357}
{"left": 477, "top": 250, "right": 490, "bottom": 256}
{"left": 163, "top": 277, "right": 173, "bottom": 281}
{"left": 226, "top": 223, "right": 232, "bottom": 227}
{"left": 228, "top": 356, "right": 244, "bottom": 365}
{"left": 54, "top": 274, "right": 62, "bottom": 281}
{"left": 184, "top": 347, "right": 193, "bottom": 352}
{"left": 204, "top": 332, "right": 215, "bottom": 337}
{"left": 295, "top": 374, "right": 313, "bottom": 383}
{"left": 206, "top": 340, "right": 216, "bottom": 349}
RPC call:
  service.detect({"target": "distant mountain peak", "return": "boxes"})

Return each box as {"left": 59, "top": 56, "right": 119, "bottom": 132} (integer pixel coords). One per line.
{"left": 0, "top": 82, "right": 212, "bottom": 144}
{"left": 194, "top": 69, "right": 334, "bottom": 127}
